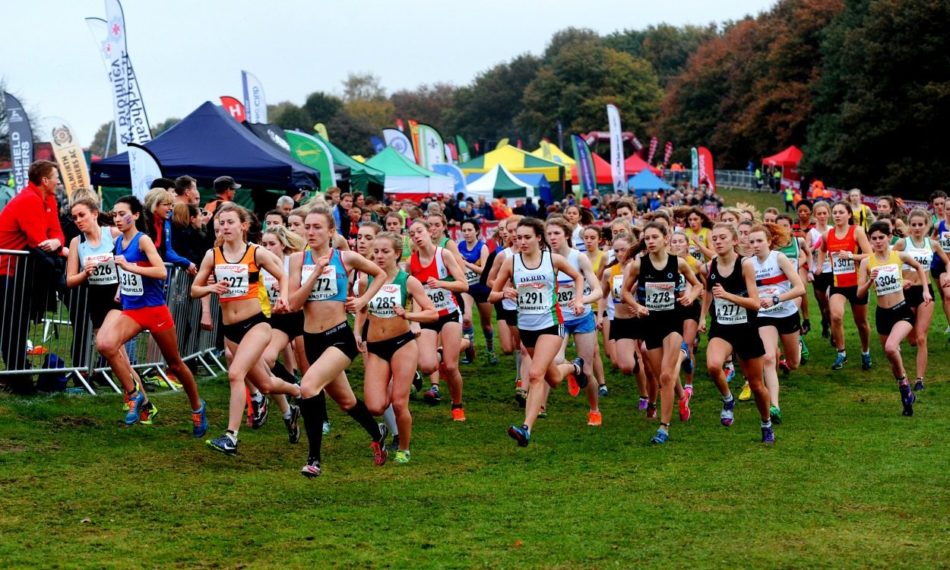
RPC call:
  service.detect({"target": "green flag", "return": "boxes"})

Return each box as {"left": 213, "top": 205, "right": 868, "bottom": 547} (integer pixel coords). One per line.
{"left": 286, "top": 130, "right": 336, "bottom": 191}
{"left": 455, "top": 135, "right": 471, "bottom": 162}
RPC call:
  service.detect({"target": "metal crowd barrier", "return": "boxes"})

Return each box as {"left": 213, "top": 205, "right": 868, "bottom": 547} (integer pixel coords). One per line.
{"left": 0, "top": 251, "right": 224, "bottom": 396}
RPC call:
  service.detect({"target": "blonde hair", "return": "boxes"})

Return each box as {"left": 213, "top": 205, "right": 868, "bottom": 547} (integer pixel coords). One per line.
{"left": 264, "top": 225, "right": 306, "bottom": 253}
{"left": 69, "top": 187, "right": 100, "bottom": 207}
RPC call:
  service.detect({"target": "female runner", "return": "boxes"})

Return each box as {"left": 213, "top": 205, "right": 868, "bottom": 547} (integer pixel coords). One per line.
{"left": 582, "top": 226, "right": 609, "bottom": 395}
{"left": 458, "top": 219, "right": 497, "bottom": 364}
{"left": 894, "top": 209, "right": 950, "bottom": 391}
{"left": 684, "top": 207, "right": 715, "bottom": 262}
{"left": 95, "top": 196, "right": 207, "bottom": 435}
{"left": 288, "top": 209, "right": 389, "bottom": 477}
{"left": 670, "top": 229, "right": 706, "bottom": 396}
{"left": 749, "top": 223, "right": 806, "bottom": 425}
{"left": 355, "top": 232, "right": 438, "bottom": 464}
{"left": 857, "top": 222, "right": 930, "bottom": 416}
{"left": 487, "top": 216, "right": 528, "bottom": 403}
{"left": 192, "top": 205, "right": 302, "bottom": 454}
{"left": 623, "top": 222, "right": 701, "bottom": 444}
{"left": 699, "top": 223, "right": 774, "bottom": 445}
{"left": 818, "top": 202, "right": 872, "bottom": 371}
{"left": 808, "top": 201, "right": 834, "bottom": 339}
{"left": 489, "top": 217, "right": 586, "bottom": 447}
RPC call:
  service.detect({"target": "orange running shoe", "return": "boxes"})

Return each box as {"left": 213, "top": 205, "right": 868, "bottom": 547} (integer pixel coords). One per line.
{"left": 587, "top": 410, "right": 602, "bottom": 426}
{"left": 567, "top": 374, "right": 580, "bottom": 397}
{"left": 451, "top": 407, "right": 467, "bottom": 422}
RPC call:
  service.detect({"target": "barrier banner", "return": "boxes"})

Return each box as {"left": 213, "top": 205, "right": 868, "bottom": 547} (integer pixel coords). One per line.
{"left": 241, "top": 70, "right": 267, "bottom": 124}
{"left": 384, "top": 127, "right": 416, "bottom": 163}
{"left": 128, "top": 143, "right": 162, "bottom": 200}
{"left": 570, "top": 134, "right": 596, "bottom": 196}
{"left": 49, "top": 118, "right": 91, "bottom": 197}
{"left": 2, "top": 92, "right": 32, "bottom": 192}
{"left": 606, "top": 104, "right": 626, "bottom": 193}
{"left": 220, "top": 96, "right": 246, "bottom": 122}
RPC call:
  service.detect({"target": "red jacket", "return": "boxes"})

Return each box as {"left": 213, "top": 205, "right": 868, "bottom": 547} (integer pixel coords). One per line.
{"left": 0, "top": 182, "right": 65, "bottom": 276}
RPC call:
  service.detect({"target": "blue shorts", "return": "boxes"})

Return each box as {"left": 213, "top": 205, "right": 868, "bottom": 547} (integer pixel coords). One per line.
{"left": 563, "top": 311, "right": 596, "bottom": 335}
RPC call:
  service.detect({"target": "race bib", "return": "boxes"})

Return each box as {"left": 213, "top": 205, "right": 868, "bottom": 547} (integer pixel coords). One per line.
{"left": 556, "top": 281, "right": 575, "bottom": 309}
{"left": 302, "top": 264, "right": 338, "bottom": 301}
{"left": 464, "top": 268, "right": 479, "bottom": 285}
{"left": 874, "top": 264, "right": 902, "bottom": 296}
{"left": 714, "top": 298, "right": 748, "bottom": 325}
{"left": 689, "top": 245, "right": 704, "bottom": 262}
{"left": 611, "top": 275, "right": 624, "bottom": 303}
{"left": 832, "top": 254, "right": 855, "bottom": 275}
{"left": 118, "top": 267, "right": 143, "bottom": 297}
{"left": 262, "top": 271, "right": 279, "bottom": 303}
{"left": 940, "top": 232, "right": 950, "bottom": 253}
{"left": 426, "top": 286, "right": 454, "bottom": 312}
{"left": 758, "top": 285, "right": 782, "bottom": 315}
{"left": 216, "top": 264, "right": 249, "bottom": 299}
{"left": 85, "top": 254, "right": 117, "bottom": 286}
{"left": 644, "top": 281, "right": 676, "bottom": 312}
{"left": 369, "top": 284, "right": 401, "bottom": 318}
{"left": 517, "top": 283, "right": 551, "bottom": 315}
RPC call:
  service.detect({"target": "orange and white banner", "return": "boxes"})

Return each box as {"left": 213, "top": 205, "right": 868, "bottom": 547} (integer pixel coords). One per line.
{"left": 49, "top": 118, "right": 91, "bottom": 197}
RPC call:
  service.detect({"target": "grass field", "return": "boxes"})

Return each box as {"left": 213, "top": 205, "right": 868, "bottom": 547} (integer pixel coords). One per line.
{"left": 1, "top": 187, "right": 948, "bottom": 568}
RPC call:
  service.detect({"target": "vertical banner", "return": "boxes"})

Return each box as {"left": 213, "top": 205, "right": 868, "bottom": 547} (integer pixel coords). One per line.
{"left": 417, "top": 124, "right": 446, "bottom": 169}
{"left": 570, "top": 134, "right": 596, "bottom": 196}
{"left": 647, "top": 137, "right": 658, "bottom": 164}
{"left": 606, "top": 104, "right": 626, "bottom": 193}
{"left": 49, "top": 118, "right": 91, "bottom": 197}
{"left": 663, "top": 141, "right": 674, "bottom": 167}
{"left": 127, "top": 143, "right": 162, "bottom": 201}
{"left": 697, "top": 147, "right": 716, "bottom": 193}
{"left": 370, "top": 136, "right": 385, "bottom": 154}
{"left": 540, "top": 140, "right": 553, "bottom": 160}
{"left": 314, "top": 123, "right": 329, "bottom": 141}
{"left": 455, "top": 135, "right": 471, "bottom": 162}
{"left": 408, "top": 120, "right": 421, "bottom": 164}
{"left": 690, "top": 147, "right": 699, "bottom": 188}
{"left": 395, "top": 119, "right": 405, "bottom": 132}
{"left": 496, "top": 137, "right": 509, "bottom": 149}
{"left": 286, "top": 130, "right": 336, "bottom": 191}
{"left": 219, "top": 96, "right": 246, "bottom": 122}
{"left": 2, "top": 92, "right": 33, "bottom": 192}
{"left": 383, "top": 128, "right": 415, "bottom": 162}
{"left": 444, "top": 143, "right": 456, "bottom": 163}
{"left": 241, "top": 70, "right": 267, "bottom": 124}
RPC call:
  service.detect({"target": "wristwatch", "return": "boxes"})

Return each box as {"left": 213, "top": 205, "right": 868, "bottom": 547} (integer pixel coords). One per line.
{"left": 772, "top": 295, "right": 780, "bottom": 305}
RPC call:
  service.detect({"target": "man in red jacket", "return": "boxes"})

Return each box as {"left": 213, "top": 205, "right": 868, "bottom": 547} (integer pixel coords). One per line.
{"left": 0, "top": 160, "right": 65, "bottom": 391}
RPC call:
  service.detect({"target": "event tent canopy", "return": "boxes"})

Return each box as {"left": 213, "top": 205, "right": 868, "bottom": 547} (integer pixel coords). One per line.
{"left": 627, "top": 170, "right": 672, "bottom": 195}
{"left": 762, "top": 145, "right": 803, "bottom": 168}
{"left": 365, "top": 147, "right": 453, "bottom": 201}
{"left": 459, "top": 144, "right": 566, "bottom": 199}
{"left": 91, "top": 101, "right": 320, "bottom": 190}
{"left": 624, "top": 153, "right": 662, "bottom": 176}
{"left": 572, "top": 152, "right": 613, "bottom": 185}
{"left": 530, "top": 143, "right": 575, "bottom": 166}
{"left": 465, "top": 164, "right": 535, "bottom": 200}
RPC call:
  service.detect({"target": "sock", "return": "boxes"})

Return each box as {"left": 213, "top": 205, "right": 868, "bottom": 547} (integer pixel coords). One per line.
{"left": 383, "top": 404, "right": 398, "bottom": 436}
{"left": 723, "top": 392, "right": 734, "bottom": 402}
{"left": 347, "top": 399, "right": 383, "bottom": 442}
{"left": 862, "top": 350, "right": 870, "bottom": 357}
{"left": 451, "top": 402, "right": 464, "bottom": 410}
{"left": 685, "top": 384, "right": 693, "bottom": 390}
{"left": 299, "top": 393, "right": 327, "bottom": 462}
{"left": 838, "top": 349, "right": 846, "bottom": 355}
{"left": 515, "top": 352, "right": 522, "bottom": 379}
{"left": 484, "top": 330, "right": 494, "bottom": 352}
{"left": 226, "top": 429, "right": 238, "bottom": 443}
{"left": 463, "top": 325, "right": 474, "bottom": 339}
{"left": 283, "top": 408, "right": 293, "bottom": 420}
{"left": 251, "top": 391, "right": 264, "bottom": 404}
{"left": 761, "top": 420, "right": 772, "bottom": 429}
{"left": 270, "top": 363, "right": 297, "bottom": 386}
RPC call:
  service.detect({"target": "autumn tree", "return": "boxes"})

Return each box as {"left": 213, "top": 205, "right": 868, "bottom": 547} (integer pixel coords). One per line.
{"left": 390, "top": 83, "right": 457, "bottom": 133}
{"left": 604, "top": 23, "right": 719, "bottom": 87}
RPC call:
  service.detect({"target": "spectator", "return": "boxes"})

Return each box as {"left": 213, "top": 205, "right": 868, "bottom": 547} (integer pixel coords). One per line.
{"left": 0, "top": 160, "right": 65, "bottom": 392}
{"left": 264, "top": 209, "right": 287, "bottom": 228}
{"left": 204, "top": 176, "right": 240, "bottom": 215}
{"left": 143, "top": 188, "right": 197, "bottom": 274}
{"left": 173, "top": 175, "right": 200, "bottom": 206}
{"left": 276, "top": 195, "right": 295, "bottom": 216}
{"left": 474, "top": 196, "right": 493, "bottom": 221}
{"left": 171, "top": 203, "right": 206, "bottom": 266}
{"left": 333, "top": 192, "right": 353, "bottom": 239}
{"left": 523, "top": 197, "right": 539, "bottom": 218}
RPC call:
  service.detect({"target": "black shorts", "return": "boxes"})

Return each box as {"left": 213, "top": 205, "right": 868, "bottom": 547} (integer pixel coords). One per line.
{"left": 304, "top": 321, "right": 359, "bottom": 363}
{"left": 420, "top": 310, "right": 461, "bottom": 332}
{"left": 709, "top": 323, "right": 766, "bottom": 360}
{"left": 933, "top": 260, "right": 946, "bottom": 278}
{"left": 468, "top": 283, "right": 491, "bottom": 304}
{"left": 757, "top": 312, "right": 801, "bottom": 335}
{"left": 679, "top": 301, "right": 701, "bottom": 323}
{"left": 495, "top": 304, "right": 518, "bottom": 327}
{"left": 830, "top": 285, "right": 869, "bottom": 306}
{"left": 642, "top": 312, "right": 683, "bottom": 350}
{"left": 222, "top": 312, "right": 269, "bottom": 344}
{"left": 905, "top": 284, "right": 934, "bottom": 309}
{"left": 609, "top": 317, "right": 641, "bottom": 341}
{"left": 813, "top": 272, "right": 833, "bottom": 295}
{"left": 875, "top": 301, "right": 914, "bottom": 335}
{"left": 367, "top": 331, "right": 416, "bottom": 361}
{"left": 521, "top": 324, "right": 563, "bottom": 349}
{"left": 88, "top": 284, "right": 122, "bottom": 329}
{"left": 269, "top": 311, "right": 304, "bottom": 339}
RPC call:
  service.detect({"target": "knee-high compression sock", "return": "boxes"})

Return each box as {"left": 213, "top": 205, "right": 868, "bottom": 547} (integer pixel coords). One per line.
{"left": 463, "top": 324, "right": 474, "bottom": 339}
{"left": 383, "top": 404, "right": 398, "bottom": 436}
{"left": 270, "top": 363, "right": 297, "bottom": 386}
{"left": 515, "top": 351, "right": 522, "bottom": 381}
{"left": 484, "top": 329, "right": 494, "bottom": 352}
{"left": 347, "top": 399, "right": 383, "bottom": 441}
{"left": 299, "top": 392, "right": 327, "bottom": 462}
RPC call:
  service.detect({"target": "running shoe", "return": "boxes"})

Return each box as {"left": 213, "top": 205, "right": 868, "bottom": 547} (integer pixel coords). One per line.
{"left": 284, "top": 405, "right": 301, "bottom": 444}
{"left": 861, "top": 352, "right": 872, "bottom": 371}
{"left": 778, "top": 358, "right": 791, "bottom": 374}
{"left": 250, "top": 395, "right": 268, "bottom": 429}
{"left": 192, "top": 401, "right": 209, "bottom": 438}
{"left": 394, "top": 449, "right": 411, "bottom": 464}
{"left": 679, "top": 391, "right": 691, "bottom": 422}
{"left": 761, "top": 425, "right": 776, "bottom": 445}
{"left": 322, "top": 420, "right": 332, "bottom": 435}
{"left": 412, "top": 371, "right": 423, "bottom": 394}
{"left": 538, "top": 406, "right": 548, "bottom": 419}
{"left": 646, "top": 404, "right": 657, "bottom": 420}
{"left": 801, "top": 318, "right": 811, "bottom": 335}
{"left": 650, "top": 428, "right": 669, "bottom": 445}
{"left": 638, "top": 397, "right": 649, "bottom": 411}
{"left": 900, "top": 384, "right": 916, "bottom": 417}
{"left": 387, "top": 434, "right": 400, "bottom": 453}
{"left": 124, "top": 391, "right": 145, "bottom": 425}
{"left": 831, "top": 352, "right": 848, "bottom": 370}
{"left": 684, "top": 384, "right": 694, "bottom": 398}
{"left": 770, "top": 405, "right": 783, "bottom": 425}
{"left": 487, "top": 350, "right": 499, "bottom": 365}
{"left": 207, "top": 433, "right": 237, "bottom": 455}
{"left": 800, "top": 337, "right": 810, "bottom": 364}
{"left": 738, "top": 382, "right": 752, "bottom": 402}
{"left": 598, "top": 384, "right": 609, "bottom": 397}
{"left": 423, "top": 384, "right": 442, "bottom": 405}
{"left": 587, "top": 410, "right": 602, "bottom": 426}
{"left": 913, "top": 378, "right": 925, "bottom": 392}
{"left": 507, "top": 424, "right": 530, "bottom": 447}
{"left": 567, "top": 357, "right": 588, "bottom": 396}
{"left": 725, "top": 364, "right": 736, "bottom": 384}
{"left": 680, "top": 341, "right": 693, "bottom": 374}
{"left": 720, "top": 397, "right": 736, "bottom": 427}
{"left": 451, "top": 407, "right": 467, "bottom": 422}
{"left": 371, "top": 425, "right": 389, "bottom": 466}
{"left": 301, "top": 457, "right": 321, "bottom": 478}
{"left": 139, "top": 402, "right": 158, "bottom": 425}
{"left": 462, "top": 334, "right": 476, "bottom": 364}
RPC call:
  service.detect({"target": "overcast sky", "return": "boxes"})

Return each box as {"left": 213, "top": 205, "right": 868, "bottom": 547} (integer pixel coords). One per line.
{"left": 5, "top": 0, "right": 775, "bottom": 149}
